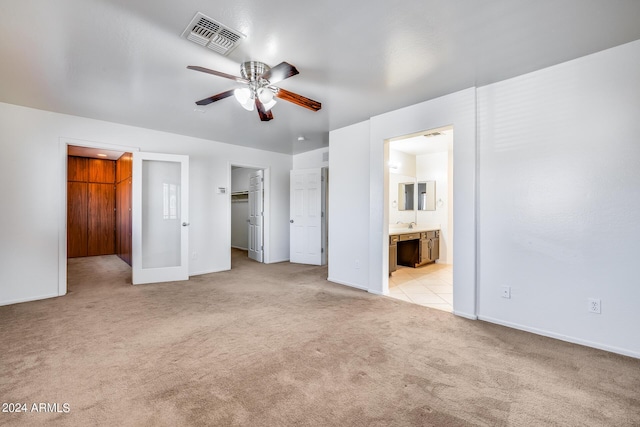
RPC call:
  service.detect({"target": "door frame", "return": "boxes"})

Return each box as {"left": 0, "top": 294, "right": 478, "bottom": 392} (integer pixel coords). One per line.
{"left": 227, "top": 162, "right": 271, "bottom": 265}
{"left": 58, "top": 137, "right": 140, "bottom": 296}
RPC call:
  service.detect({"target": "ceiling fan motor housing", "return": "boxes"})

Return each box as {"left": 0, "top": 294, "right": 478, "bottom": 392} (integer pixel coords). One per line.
{"left": 240, "top": 61, "right": 270, "bottom": 82}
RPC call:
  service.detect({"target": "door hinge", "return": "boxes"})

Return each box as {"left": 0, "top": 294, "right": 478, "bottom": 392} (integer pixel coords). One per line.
{"left": 261, "top": 245, "right": 263, "bottom": 251}
{"left": 321, "top": 211, "right": 324, "bottom": 218}
{"left": 321, "top": 248, "right": 324, "bottom": 253}
{"left": 321, "top": 176, "right": 325, "bottom": 181}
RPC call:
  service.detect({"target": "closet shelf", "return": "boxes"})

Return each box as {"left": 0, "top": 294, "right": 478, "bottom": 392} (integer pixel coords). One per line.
{"left": 231, "top": 191, "right": 249, "bottom": 202}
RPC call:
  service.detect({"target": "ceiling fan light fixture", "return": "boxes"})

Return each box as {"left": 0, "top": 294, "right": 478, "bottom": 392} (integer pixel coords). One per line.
{"left": 262, "top": 98, "right": 277, "bottom": 112}
{"left": 257, "top": 87, "right": 274, "bottom": 104}
{"left": 234, "top": 87, "right": 254, "bottom": 111}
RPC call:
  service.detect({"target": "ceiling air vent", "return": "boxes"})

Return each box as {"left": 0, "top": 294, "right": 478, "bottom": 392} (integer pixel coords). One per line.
{"left": 182, "top": 12, "right": 245, "bottom": 56}
{"left": 424, "top": 132, "right": 444, "bottom": 138}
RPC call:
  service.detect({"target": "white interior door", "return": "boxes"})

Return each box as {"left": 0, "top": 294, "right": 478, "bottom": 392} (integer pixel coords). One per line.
{"left": 290, "top": 168, "right": 323, "bottom": 265}
{"left": 132, "top": 152, "right": 189, "bottom": 285}
{"left": 248, "top": 170, "right": 263, "bottom": 262}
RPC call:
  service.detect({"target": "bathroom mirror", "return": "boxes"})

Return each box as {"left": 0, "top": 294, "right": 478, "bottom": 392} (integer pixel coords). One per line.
{"left": 418, "top": 181, "right": 436, "bottom": 211}
{"left": 398, "top": 182, "right": 415, "bottom": 211}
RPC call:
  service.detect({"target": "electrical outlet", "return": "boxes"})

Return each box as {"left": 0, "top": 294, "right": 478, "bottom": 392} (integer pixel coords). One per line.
{"left": 501, "top": 286, "right": 511, "bottom": 299}
{"left": 191, "top": 251, "right": 198, "bottom": 260}
{"left": 588, "top": 298, "right": 601, "bottom": 314}
{"left": 355, "top": 259, "right": 360, "bottom": 269}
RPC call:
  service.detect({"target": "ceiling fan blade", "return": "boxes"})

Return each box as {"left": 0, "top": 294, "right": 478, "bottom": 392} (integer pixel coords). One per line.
{"left": 260, "top": 62, "right": 299, "bottom": 84}
{"left": 195, "top": 89, "right": 235, "bottom": 106}
{"left": 255, "top": 98, "right": 274, "bottom": 121}
{"left": 275, "top": 88, "right": 321, "bottom": 111}
{"left": 187, "top": 66, "right": 249, "bottom": 84}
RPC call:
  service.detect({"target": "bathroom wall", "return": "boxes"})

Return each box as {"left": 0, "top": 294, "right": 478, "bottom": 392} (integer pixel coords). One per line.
{"left": 388, "top": 148, "right": 416, "bottom": 225}
{"left": 416, "top": 151, "right": 451, "bottom": 264}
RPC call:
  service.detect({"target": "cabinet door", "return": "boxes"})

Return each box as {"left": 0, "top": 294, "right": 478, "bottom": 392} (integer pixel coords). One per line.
{"left": 88, "top": 183, "right": 115, "bottom": 256}
{"left": 420, "top": 239, "right": 430, "bottom": 264}
{"left": 68, "top": 157, "right": 88, "bottom": 182}
{"left": 67, "top": 182, "right": 88, "bottom": 257}
{"left": 89, "top": 159, "right": 116, "bottom": 183}
{"left": 116, "top": 179, "right": 132, "bottom": 265}
{"left": 430, "top": 237, "right": 440, "bottom": 261}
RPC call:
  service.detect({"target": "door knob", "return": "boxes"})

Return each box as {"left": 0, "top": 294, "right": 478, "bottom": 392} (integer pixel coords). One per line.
{"left": 182, "top": 222, "right": 190, "bottom": 226}
{"left": 290, "top": 220, "right": 294, "bottom": 223}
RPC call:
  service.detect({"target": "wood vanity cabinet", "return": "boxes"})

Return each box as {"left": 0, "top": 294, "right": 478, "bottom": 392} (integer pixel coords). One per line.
{"left": 390, "top": 229, "right": 440, "bottom": 273}
{"left": 418, "top": 230, "right": 440, "bottom": 266}
{"left": 389, "top": 235, "right": 398, "bottom": 274}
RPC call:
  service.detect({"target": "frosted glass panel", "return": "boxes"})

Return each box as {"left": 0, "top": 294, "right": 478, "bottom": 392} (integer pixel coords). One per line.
{"left": 142, "top": 160, "right": 181, "bottom": 268}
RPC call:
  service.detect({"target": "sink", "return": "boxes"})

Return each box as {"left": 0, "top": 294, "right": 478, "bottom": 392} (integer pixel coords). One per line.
{"left": 389, "top": 224, "right": 440, "bottom": 234}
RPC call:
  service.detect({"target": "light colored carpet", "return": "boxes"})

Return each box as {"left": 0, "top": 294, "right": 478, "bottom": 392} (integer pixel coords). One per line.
{"left": 1, "top": 250, "right": 639, "bottom": 426}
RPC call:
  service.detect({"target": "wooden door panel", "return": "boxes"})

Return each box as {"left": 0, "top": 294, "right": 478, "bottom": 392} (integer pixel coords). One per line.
{"left": 68, "top": 156, "right": 88, "bottom": 182}
{"left": 116, "top": 152, "right": 132, "bottom": 184}
{"left": 67, "top": 182, "right": 88, "bottom": 257}
{"left": 116, "top": 179, "right": 132, "bottom": 265}
{"left": 89, "top": 159, "right": 116, "bottom": 183}
{"left": 88, "top": 183, "right": 115, "bottom": 256}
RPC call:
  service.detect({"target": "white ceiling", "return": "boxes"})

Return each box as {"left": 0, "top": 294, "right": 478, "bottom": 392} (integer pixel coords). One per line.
{"left": 2, "top": 1, "right": 640, "bottom": 155}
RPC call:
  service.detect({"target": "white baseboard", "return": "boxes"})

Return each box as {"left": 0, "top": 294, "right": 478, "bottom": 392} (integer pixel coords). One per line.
{"left": 327, "top": 277, "right": 368, "bottom": 291}
{"left": 0, "top": 293, "right": 59, "bottom": 307}
{"left": 266, "top": 258, "right": 289, "bottom": 264}
{"left": 368, "top": 288, "right": 388, "bottom": 296}
{"left": 453, "top": 310, "right": 478, "bottom": 320}
{"left": 189, "top": 268, "right": 228, "bottom": 276}
{"left": 231, "top": 245, "right": 248, "bottom": 250}
{"left": 478, "top": 315, "right": 640, "bottom": 360}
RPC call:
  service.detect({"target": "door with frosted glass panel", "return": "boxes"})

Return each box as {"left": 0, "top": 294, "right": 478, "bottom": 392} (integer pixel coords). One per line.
{"left": 132, "top": 152, "right": 189, "bottom": 285}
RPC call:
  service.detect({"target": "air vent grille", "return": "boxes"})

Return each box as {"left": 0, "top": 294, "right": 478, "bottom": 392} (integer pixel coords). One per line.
{"left": 424, "top": 132, "right": 443, "bottom": 138}
{"left": 182, "top": 12, "right": 245, "bottom": 56}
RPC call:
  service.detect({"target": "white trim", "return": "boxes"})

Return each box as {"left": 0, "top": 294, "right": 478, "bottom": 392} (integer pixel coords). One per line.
{"left": 0, "top": 293, "right": 60, "bottom": 307}
{"left": 367, "top": 288, "right": 388, "bottom": 296}
{"left": 227, "top": 162, "right": 271, "bottom": 265}
{"left": 478, "top": 315, "right": 640, "bottom": 360}
{"left": 188, "top": 269, "right": 226, "bottom": 276}
{"left": 58, "top": 138, "right": 140, "bottom": 297}
{"left": 453, "top": 310, "right": 478, "bottom": 320}
{"left": 267, "top": 257, "right": 289, "bottom": 264}
{"left": 231, "top": 245, "right": 248, "bottom": 251}
{"left": 327, "top": 277, "right": 368, "bottom": 291}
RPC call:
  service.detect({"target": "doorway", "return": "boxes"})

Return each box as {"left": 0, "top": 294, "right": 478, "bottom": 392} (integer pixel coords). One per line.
{"left": 386, "top": 126, "right": 454, "bottom": 311}
{"left": 60, "top": 139, "right": 139, "bottom": 296}
{"left": 230, "top": 165, "right": 267, "bottom": 265}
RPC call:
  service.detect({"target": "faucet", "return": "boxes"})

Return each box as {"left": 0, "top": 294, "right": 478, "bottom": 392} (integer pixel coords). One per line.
{"left": 409, "top": 222, "right": 416, "bottom": 229}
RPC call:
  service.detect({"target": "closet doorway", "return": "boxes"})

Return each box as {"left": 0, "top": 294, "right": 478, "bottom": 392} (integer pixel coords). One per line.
{"left": 61, "top": 141, "right": 137, "bottom": 296}
{"left": 230, "top": 165, "right": 266, "bottom": 264}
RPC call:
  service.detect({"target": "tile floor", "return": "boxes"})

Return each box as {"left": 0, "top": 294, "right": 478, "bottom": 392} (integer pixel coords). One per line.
{"left": 388, "top": 262, "right": 453, "bottom": 312}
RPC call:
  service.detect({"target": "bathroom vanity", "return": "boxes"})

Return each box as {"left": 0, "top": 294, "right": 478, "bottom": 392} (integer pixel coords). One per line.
{"left": 389, "top": 228, "right": 440, "bottom": 274}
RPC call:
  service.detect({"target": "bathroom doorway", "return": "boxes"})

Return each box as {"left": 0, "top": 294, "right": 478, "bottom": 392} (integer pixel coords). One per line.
{"left": 386, "top": 126, "right": 454, "bottom": 311}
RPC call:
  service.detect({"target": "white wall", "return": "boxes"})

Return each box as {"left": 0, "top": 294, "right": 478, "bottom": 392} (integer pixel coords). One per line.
{"left": 292, "top": 147, "right": 329, "bottom": 170}
{"left": 476, "top": 40, "right": 640, "bottom": 357}
{"left": 328, "top": 121, "right": 371, "bottom": 290}
{"left": 371, "top": 89, "right": 478, "bottom": 316}
{"left": 388, "top": 148, "right": 416, "bottom": 177}
{"left": 0, "top": 102, "right": 292, "bottom": 305}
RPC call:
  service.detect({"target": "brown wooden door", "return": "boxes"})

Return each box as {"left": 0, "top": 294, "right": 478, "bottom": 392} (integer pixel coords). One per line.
{"left": 116, "top": 178, "right": 132, "bottom": 265}
{"left": 89, "top": 159, "right": 115, "bottom": 183}
{"left": 67, "top": 182, "right": 88, "bottom": 257}
{"left": 87, "top": 183, "right": 115, "bottom": 256}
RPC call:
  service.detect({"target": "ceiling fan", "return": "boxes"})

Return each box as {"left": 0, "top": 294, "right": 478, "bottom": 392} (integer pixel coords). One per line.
{"left": 187, "top": 61, "right": 321, "bottom": 121}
